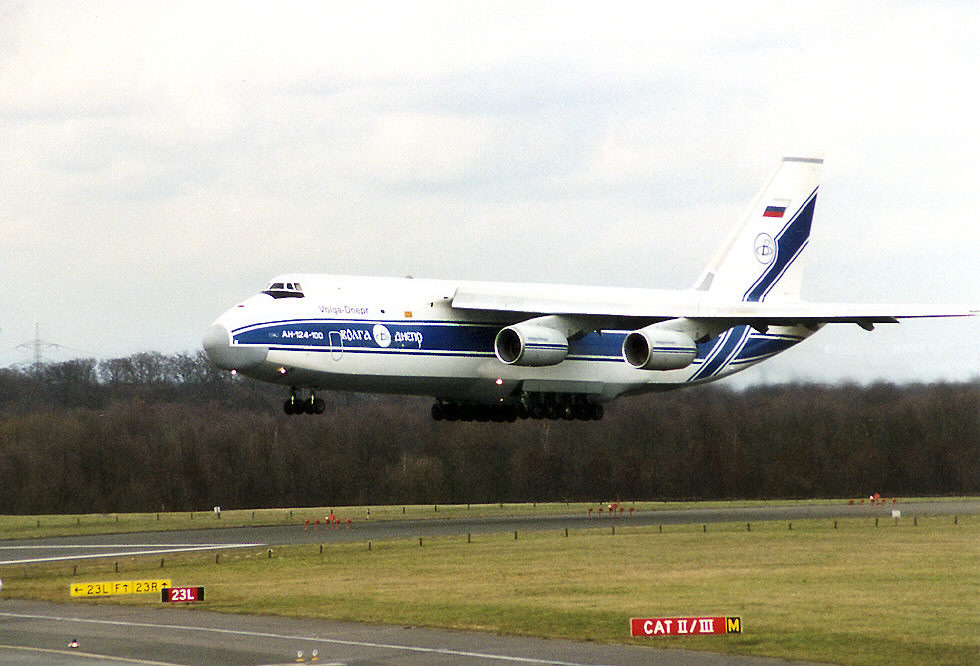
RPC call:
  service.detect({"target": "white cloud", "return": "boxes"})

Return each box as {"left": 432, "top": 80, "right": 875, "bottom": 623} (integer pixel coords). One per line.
{"left": 0, "top": 1, "right": 976, "bottom": 381}
{"left": 355, "top": 113, "right": 496, "bottom": 185}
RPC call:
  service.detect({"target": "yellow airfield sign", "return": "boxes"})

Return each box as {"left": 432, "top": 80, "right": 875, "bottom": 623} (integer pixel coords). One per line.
{"left": 70, "top": 579, "right": 171, "bottom": 597}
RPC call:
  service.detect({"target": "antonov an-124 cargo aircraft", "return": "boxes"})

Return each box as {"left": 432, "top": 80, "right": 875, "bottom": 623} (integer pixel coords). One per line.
{"left": 203, "top": 157, "right": 975, "bottom": 421}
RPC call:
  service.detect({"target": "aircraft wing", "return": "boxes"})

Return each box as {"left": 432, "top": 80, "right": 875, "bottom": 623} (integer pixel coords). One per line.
{"left": 451, "top": 284, "right": 977, "bottom": 328}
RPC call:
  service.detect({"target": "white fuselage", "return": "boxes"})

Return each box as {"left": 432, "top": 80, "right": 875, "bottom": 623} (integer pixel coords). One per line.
{"left": 204, "top": 273, "right": 814, "bottom": 405}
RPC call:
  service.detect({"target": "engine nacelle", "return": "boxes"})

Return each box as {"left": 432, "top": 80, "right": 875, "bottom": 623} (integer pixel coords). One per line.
{"left": 495, "top": 322, "right": 569, "bottom": 367}
{"left": 622, "top": 326, "right": 697, "bottom": 370}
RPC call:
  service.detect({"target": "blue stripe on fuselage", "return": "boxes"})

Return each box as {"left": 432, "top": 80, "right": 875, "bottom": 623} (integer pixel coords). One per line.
{"left": 231, "top": 319, "right": 802, "bottom": 376}
{"left": 233, "top": 319, "right": 638, "bottom": 363}
{"left": 689, "top": 325, "right": 751, "bottom": 380}
{"left": 233, "top": 319, "right": 499, "bottom": 356}
{"left": 736, "top": 332, "right": 803, "bottom": 362}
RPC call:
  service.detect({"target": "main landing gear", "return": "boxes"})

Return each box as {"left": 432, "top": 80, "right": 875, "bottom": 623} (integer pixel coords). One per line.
{"left": 283, "top": 389, "right": 325, "bottom": 415}
{"left": 431, "top": 393, "right": 604, "bottom": 422}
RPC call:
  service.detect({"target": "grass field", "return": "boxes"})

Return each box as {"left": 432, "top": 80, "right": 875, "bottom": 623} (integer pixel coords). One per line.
{"left": 2, "top": 503, "right": 978, "bottom": 665}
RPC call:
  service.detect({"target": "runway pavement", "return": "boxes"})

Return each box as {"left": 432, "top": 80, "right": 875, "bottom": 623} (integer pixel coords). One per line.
{"left": 0, "top": 599, "right": 821, "bottom": 666}
{"left": 1, "top": 499, "right": 975, "bottom": 565}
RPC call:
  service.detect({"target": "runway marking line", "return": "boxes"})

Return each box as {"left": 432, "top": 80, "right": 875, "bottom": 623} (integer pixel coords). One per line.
{"left": 0, "top": 543, "right": 264, "bottom": 565}
{"left": 0, "top": 611, "right": 596, "bottom": 665}
{"left": 0, "top": 544, "right": 264, "bottom": 549}
{"left": 0, "top": 643, "right": 177, "bottom": 664}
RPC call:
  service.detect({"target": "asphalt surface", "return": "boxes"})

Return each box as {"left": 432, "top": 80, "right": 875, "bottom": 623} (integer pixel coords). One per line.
{"left": 0, "top": 599, "right": 818, "bottom": 666}
{"left": 1, "top": 500, "right": 976, "bottom": 665}
{"left": 3, "top": 499, "right": 973, "bottom": 565}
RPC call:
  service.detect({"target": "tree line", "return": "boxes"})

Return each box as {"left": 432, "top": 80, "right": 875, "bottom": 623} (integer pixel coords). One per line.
{"left": 0, "top": 352, "right": 976, "bottom": 514}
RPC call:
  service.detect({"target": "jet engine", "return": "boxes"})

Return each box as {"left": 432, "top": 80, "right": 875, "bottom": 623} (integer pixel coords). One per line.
{"left": 622, "top": 325, "right": 697, "bottom": 370}
{"left": 495, "top": 321, "right": 569, "bottom": 366}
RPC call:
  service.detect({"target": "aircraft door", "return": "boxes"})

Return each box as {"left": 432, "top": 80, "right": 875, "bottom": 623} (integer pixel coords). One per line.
{"left": 329, "top": 330, "right": 344, "bottom": 360}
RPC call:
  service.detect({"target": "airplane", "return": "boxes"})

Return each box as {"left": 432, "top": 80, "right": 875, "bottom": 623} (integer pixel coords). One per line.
{"left": 203, "top": 156, "right": 975, "bottom": 421}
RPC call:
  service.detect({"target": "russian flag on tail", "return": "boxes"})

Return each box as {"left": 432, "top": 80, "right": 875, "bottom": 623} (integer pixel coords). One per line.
{"left": 763, "top": 205, "right": 786, "bottom": 218}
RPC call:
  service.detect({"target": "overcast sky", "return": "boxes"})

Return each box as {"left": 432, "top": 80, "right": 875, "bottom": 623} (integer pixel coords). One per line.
{"left": 1, "top": 1, "right": 977, "bottom": 386}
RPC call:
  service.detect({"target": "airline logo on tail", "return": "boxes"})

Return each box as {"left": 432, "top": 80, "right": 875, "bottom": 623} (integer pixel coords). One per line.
{"left": 743, "top": 188, "right": 817, "bottom": 303}
{"left": 753, "top": 234, "right": 775, "bottom": 264}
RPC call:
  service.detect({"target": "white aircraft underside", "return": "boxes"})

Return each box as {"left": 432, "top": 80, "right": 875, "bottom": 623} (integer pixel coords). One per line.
{"left": 203, "top": 157, "right": 975, "bottom": 421}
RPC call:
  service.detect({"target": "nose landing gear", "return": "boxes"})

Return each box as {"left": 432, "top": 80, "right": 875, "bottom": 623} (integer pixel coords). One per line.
{"left": 283, "top": 389, "right": 326, "bottom": 415}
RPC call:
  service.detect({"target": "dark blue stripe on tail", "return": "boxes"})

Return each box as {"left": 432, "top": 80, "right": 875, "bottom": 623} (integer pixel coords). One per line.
{"left": 743, "top": 188, "right": 817, "bottom": 303}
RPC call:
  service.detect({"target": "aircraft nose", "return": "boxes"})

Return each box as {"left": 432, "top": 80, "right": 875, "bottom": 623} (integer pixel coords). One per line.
{"left": 203, "top": 323, "right": 268, "bottom": 371}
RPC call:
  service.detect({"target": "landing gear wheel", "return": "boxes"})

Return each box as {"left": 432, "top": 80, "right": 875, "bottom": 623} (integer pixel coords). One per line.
{"left": 283, "top": 390, "right": 325, "bottom": 415}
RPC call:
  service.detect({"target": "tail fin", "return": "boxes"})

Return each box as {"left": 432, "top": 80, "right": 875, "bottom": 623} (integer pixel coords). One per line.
{"left": 692, "top": 156, "right": 823, "bottom": 303}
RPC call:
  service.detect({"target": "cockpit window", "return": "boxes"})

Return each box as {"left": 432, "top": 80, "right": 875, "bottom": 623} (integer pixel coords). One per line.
{"left": 262, "top": 281, "right": 305, "bottom": 299}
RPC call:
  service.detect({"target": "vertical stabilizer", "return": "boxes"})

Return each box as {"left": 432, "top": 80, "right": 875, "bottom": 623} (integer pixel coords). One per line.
{"left": 692, "top": 156, "right": 822, "bottom": 302}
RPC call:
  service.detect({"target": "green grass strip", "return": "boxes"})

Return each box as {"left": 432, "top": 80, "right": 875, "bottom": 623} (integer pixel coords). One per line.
{"left": 2, "top": 513, "right": 977, "bottom": 665}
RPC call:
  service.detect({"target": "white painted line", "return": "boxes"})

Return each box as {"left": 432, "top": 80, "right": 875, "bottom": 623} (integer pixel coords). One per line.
{"left": 0, "top": 643, "right": 178, "bottom": 665}
{"left": 0, "top": 543, "right": 264, "bottom": 550}
{"left": 0, "top": 611, "right": 604, "bottom": 665}
{"left": 0, "top": 543, "right": 264, "bottom": 565}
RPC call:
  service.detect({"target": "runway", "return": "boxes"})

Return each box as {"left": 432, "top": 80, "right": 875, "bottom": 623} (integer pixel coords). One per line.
{"left": 1, "top": 499, "right": 975, "bottom": 565}
{"left": 0, "top": 599, "right": 818, "bottom": 666}
{"left": 1, "top": 500, "right": 975, "bottom": 665}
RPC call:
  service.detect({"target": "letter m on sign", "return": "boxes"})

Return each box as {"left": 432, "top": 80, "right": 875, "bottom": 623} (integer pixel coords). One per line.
{"left": 726, "top": 617, "right": 742, "bottom": 634}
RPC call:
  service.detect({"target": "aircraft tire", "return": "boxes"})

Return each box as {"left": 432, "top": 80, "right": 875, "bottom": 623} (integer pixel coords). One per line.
{"left": 432, "top": 401, "right": 580, "bottom": 423}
